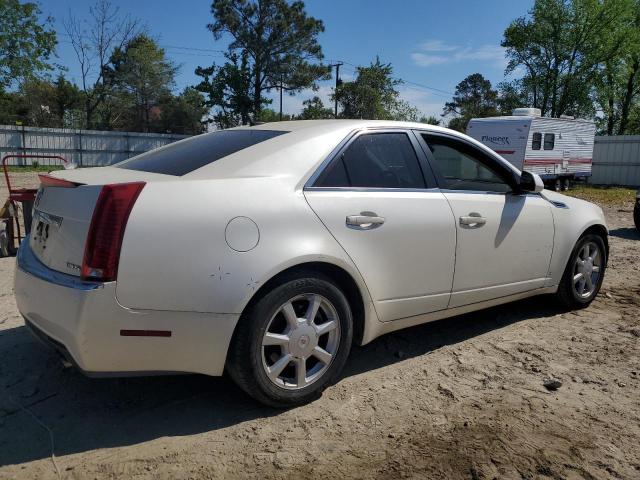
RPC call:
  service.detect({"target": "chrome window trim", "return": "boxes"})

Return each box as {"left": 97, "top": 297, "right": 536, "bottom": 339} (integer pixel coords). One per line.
{"left": 303, "top": 127, "right": 434, "bottom": 191}
{"left": 304, "top": 186, "right": 443, "bottom": 193}
{"left": 413, "top": 129, "right": 522, "bottom": 192}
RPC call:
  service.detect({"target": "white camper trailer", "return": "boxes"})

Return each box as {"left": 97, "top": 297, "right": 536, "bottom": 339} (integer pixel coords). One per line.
{"left": 466, "top": 108, "right": 595, "bottom": 190}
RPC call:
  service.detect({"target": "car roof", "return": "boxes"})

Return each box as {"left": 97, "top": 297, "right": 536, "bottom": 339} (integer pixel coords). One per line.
{"left": 185, "top": 120, "right": 519, "bottom": 183}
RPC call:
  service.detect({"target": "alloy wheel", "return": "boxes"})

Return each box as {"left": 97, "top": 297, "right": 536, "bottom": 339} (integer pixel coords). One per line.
{"left": 572, "top": 241, "right": 602, "bottom": 298}
{"left": 261, "top": 294, "right": 341, "bottom": 390}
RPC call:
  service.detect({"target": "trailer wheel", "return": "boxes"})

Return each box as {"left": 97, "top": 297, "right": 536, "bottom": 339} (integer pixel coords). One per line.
{"left": 562, "top": 178, "right": 571, "bottom": 191}
{"left": 554, "top": 178, "right": 562, "bottom": 192}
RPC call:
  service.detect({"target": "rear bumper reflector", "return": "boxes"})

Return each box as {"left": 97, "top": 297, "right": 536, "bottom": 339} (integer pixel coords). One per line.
{"left": 120, "top": 329, "right": 172, "bottom": 337}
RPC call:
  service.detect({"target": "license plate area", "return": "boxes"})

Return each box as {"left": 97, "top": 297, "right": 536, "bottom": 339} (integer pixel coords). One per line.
{"left": 30, "top": 210, "right": 63, "bottom": 255}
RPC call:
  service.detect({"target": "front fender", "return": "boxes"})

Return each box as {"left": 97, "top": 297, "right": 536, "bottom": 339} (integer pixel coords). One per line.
{"left": 542, "top": 190, "right": 608, "bottom": 286}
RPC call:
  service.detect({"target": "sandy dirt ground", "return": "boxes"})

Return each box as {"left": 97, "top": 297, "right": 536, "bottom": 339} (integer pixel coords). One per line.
{"left": 0, "top": 174, "right": 639, "bottom": 479}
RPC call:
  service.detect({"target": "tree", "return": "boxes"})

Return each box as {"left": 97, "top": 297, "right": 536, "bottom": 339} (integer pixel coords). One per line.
{"left": 195, "top": 52, "right": 256, "bottom": 128}
{"left": 0, "top": 0, "right": 57, "bottom": 91}
{"left": 419, "top": 115, "right": 440, "bottom": 125}
{"left": 64, "top": 0, "right": 142, "bottom": 128}
{"left": 106, "top": 35, "right": 178, "bottom": 132}
{"left": 390, "top": 99, "right": 422, "bottom": 122}
{"left": 158, "top": 87, "right": 208, "bottom": 134}
{"left": 299, "top": 96, "right": 333, "bottom": 119}
{"left": 502, "top": 0, "right": 633, "bottom": 118}
{"left": 594, "top": 0, "right": 640, "bottom": 134}
{"left": 206, "top": 0, "right": 329, "bottom": 121}
{"left": 0, "top": 75, "right": 83, "bottom": 127}
{"left": 255, "top": 108, "right": 294, "bottom": 122}
{"left": 334, "top": 57, "right": 402, "bottom": 119}
{"left": 443, "top": 73, "right": 499, "bottom": 131}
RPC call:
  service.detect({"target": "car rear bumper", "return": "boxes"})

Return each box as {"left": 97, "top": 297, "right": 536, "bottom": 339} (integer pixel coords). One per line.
{"left": 14, "top": 240, "right": 239, "bottom": 376}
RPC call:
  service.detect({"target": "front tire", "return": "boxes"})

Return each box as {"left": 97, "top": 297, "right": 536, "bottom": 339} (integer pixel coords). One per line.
{"left": 226, "top": 274, "right": 353, "bottom": 407}
{"left": 634, "top": 201, "right": 640, "bottom": 232}
{"left": 556, "top": 234, "right": 606, "bottom": 309}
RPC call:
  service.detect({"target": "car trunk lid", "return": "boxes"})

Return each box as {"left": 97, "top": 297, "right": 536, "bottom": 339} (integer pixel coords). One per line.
{"left": 29, "top": 167, "right": 174, "bottom": 277}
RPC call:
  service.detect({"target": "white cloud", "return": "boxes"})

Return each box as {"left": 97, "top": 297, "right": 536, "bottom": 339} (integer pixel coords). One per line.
{"left": 411, "top": 40, "right": 506, "bottom": 69}
{"left": 419, "top": 40, "right": 459, "bottom": 52}
{"left": 410, "top": 53, "right": 451, "bottom": 67}
{"left": 398, "top": 85, "right": 444, "bottom": 119}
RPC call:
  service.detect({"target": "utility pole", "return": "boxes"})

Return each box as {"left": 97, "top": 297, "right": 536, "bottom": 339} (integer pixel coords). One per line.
{"left": 330, "top": 62, "right": 343, "bottom": 118}
{"left": 279, "top": 74, "right": 284, "bottom": 121}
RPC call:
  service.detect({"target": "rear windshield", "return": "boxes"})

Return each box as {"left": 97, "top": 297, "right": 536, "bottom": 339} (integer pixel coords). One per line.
{"left": 116, "top": 129, "right": 288, "bottom": 176}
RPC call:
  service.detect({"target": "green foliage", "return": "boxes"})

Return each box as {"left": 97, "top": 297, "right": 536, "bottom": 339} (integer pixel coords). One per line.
{"left": 502, "top": 0, "right": 633, "bottom": 119}
{"left": 443, "top": 73, "right": 499, "bottom": 131}
{"left": 106, "top": 35, "right": 178, "bottom": 132}
{"left": 0, "top": 75, "right": 83, "bottom": 127}
{"left": 334, "top": 57, "right": 403, "bottom": 120}
{"left": 158, "top": 87, "right": 208, "bottom": 134}
{"left": 593, "top": 0, "right": 640, "bottom": 134}
{"left": 255, "top": 108, "right": 294, "bottom": 122}
{"left": 205, "top": 0, "right": 329, "bottom": 123}
{"left": 0, "top": 0, "right": 57, "bottom": 91}
{"left": 195, "top": 52, "right": 256, "bottom": 128}
{"left": 419, "top": 115, "right": 440, "bottom": 125}
{"left": 299, "top": 96, "right": 333, "bottom": 119}
{"left": 390, "top": 99, "right": 422, "bottom": 122}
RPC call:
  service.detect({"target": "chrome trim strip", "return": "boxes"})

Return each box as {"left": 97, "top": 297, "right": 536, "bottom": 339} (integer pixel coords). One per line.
{"left": 304, "top": 186, "right": 443, "bottom": 193}
{"left": 17, "top": 238, "right": 102, "bottom": 291}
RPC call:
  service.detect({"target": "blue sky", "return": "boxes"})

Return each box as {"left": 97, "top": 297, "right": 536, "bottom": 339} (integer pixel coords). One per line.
{"left": 41, "top": 0, "right": 533, "bottom": 118}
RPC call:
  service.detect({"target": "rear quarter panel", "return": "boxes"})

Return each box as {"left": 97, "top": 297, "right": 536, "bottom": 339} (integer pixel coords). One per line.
{"left": 115, "top": 177, "right": 370, "bottom": 314}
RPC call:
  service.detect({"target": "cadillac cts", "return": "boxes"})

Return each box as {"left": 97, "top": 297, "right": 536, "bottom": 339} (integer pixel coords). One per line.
{"left": 15, "top": 120, "right": 608, "bottom": 406}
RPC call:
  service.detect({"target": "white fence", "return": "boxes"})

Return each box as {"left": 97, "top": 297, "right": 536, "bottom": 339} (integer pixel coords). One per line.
{"left": 0, "top": 125, "right": 190, "bottom": 167}
{"left": 590, "top": 136, "right": 640, "bottom": 187}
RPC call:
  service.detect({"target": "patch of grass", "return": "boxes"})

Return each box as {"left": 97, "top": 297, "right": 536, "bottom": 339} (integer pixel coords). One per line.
{"left": 4, "top": 165, "right": 65, "bottom": 173}
{"left": 564, "top": 184, "right": 637, "bottom": 206}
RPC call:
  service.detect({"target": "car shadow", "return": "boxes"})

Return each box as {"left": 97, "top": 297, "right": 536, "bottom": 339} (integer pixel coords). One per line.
{"left": 609, "top": 227, "right": 640, "bottom": 240}
{"left": 0, "top": 295, "right": 565, "bottom": 467}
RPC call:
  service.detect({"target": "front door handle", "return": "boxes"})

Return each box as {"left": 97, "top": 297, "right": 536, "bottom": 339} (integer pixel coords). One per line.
{"left": 459, "top": 212, "right": 486, "bottom": 228}
{"left": 346, "top": 212, "right": 385, "bottom": 230}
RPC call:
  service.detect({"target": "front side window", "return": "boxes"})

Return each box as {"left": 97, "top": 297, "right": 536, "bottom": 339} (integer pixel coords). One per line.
{"left": 544, "top": 133, "right": 555, "bottom": 150}
{"left": 315, "top": 132, "right": 426, "bottom": 189}
{"left": 422, "top": 134, "right": 512, "bottom": 193}
{"left": 532, "top": 132, "right": 542, "bottom": 150}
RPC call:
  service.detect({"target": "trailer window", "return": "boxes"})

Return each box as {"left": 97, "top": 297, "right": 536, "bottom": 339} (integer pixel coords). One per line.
{"left": 544, "top": 133, "right": 555, "bottom": 150}
{"left": 532, "top": 132, "right": 542, "bottom": 150}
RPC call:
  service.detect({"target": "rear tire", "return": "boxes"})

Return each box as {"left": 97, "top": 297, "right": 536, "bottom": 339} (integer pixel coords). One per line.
{"left": 226, "top": 273, "right": 353, "bottom": 407}
{"left": 634, "top": 201, "right": 640, "bottom": 232}
{"left": 556, "top": 234, "right": 606, "bottom": 309}
{"left": 562, "top": 177, "right": 571, "bottom": 191}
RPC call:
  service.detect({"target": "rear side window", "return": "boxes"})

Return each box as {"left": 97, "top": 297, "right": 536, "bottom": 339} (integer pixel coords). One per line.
{"left": 544, "top": 133, "right": 555, "bottom": 150}
{"left": 315, "top": 132, "right": 426, "bottom": 189}
{"left": 532, "top": 132, "right": 542, "bottom": 150}
{"left": 117, "top": 129, "right": 288, "bottom": 176}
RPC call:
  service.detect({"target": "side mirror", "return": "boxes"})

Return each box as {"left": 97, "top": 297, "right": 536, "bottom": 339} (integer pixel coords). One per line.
{"left": 519, "top": 171, "right": 544, "bottom": 193}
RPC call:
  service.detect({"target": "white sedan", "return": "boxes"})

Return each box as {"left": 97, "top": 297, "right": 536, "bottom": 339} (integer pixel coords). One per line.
{"left": 15, "top": 120, "right": 608, "bottom": 406}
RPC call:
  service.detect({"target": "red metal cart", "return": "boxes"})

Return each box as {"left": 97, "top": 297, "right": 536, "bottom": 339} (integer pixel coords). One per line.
{"left": 1, "top": 154, "right": 69, "bottom": 256}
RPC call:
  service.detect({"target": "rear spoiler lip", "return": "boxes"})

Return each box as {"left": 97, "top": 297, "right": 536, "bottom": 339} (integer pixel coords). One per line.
{"left": 38, "top": 173, "right": 84, "bottom": 188}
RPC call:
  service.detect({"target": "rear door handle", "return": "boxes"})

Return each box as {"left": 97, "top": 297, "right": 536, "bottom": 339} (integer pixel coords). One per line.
{"left": 346, "top": 212, "right": 385, "bottom": 230}
{"left": 459, "top": 212, "right": 486, "bottom": 228}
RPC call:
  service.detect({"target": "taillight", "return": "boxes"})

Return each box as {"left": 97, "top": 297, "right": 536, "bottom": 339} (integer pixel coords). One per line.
{"left": 81, "top": 182, "right": 145, "bottom": 281}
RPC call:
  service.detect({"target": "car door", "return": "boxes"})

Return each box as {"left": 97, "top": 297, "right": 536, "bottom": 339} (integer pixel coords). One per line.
{"left": 304, "top": 130, "right": 457, "bottom": 322}
{"left": 418, "top": 132, "right": 554, "bottom": 308}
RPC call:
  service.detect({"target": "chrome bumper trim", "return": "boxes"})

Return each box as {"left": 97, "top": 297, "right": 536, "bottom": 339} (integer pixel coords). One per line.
{"left": 17, "top": 238, "right": 102, "bottom": 291}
